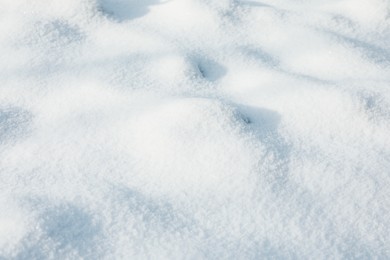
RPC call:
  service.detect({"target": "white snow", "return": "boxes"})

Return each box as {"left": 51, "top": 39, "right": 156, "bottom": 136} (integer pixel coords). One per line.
{"left": 0, "top": 0, "right": 389, "bottom": 258}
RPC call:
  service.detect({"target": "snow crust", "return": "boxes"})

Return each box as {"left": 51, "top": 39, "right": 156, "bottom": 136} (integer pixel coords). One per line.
{"left": 0, "top": 0, "right": 389, "bottom": 258}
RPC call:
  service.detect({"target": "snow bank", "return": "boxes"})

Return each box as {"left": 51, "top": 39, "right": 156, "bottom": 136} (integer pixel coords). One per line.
{"left": 0, "top": 0, "right": 389, "bottom": 258}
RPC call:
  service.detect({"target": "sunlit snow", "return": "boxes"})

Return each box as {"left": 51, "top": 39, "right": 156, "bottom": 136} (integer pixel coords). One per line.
{"left": 0, "top": 0, "right": 389, "bottom": 258}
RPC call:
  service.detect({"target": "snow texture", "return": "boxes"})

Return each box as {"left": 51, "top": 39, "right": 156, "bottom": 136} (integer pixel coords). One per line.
{"left": 0, "top": 0, "right": 390, "bottom": 259}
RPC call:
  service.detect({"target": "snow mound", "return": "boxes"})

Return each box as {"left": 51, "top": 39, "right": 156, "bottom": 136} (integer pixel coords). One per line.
{"left": 0, "top": 0, "right": 389, "bottom": 258}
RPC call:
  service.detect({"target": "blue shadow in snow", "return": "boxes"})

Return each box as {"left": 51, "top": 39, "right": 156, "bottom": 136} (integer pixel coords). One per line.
{"left": 237, "top": 105, "right": 292, "bottom": 191}
{"left": 0, "top": 107, "right": 32, "bottom": 144}
{"left": 16, "top": 202, "right": 102, "bottom": 259}
{"left": 110, "top": 185, "right": 196, "bottom": 232}
{"left": 196, "top": 58, "right": 228, "bottom": 82}
{"left": 98, "top": 0, "right": 168, "bottom": 21}
{"left": 325, "top": 30, "right": 390, "bottom": 65}
{"left": 239, "top": 0, "right": 273, "bottom": 8}
{"left": 240, "top": 46, "right": 280, "bottom": 67}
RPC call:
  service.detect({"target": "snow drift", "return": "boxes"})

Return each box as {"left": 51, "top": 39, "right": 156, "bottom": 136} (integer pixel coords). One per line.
{"left": 0, "top": 0, "right": 389, "bottom": 258}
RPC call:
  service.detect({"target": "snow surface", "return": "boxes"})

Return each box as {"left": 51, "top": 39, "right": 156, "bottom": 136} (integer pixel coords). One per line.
{"left": 1, "top": 0, "right": 390, "bottom": 258}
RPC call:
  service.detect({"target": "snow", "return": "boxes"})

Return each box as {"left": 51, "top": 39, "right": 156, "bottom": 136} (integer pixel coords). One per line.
{"left": 0, "top": 0, "right": 389, "bottom": 258}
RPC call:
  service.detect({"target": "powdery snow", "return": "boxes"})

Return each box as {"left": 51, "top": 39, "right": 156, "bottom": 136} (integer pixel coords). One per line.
{"left": 0, "top": 0, "right": 389, "bottom": 259}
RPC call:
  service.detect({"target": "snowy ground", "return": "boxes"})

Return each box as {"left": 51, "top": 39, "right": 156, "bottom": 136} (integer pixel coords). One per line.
{"left": 0, "top": 0, "right": 389, "bottom": 259}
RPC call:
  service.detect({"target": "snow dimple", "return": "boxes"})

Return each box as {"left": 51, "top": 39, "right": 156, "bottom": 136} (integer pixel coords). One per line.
{"left": 196, "top": 58, "right": 227, "bottom": 81}
{"left": 97, "top": 0, "right": 165, "bottom": 21}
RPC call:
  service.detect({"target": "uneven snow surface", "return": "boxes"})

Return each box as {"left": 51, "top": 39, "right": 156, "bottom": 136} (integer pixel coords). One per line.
{"left": 1, "top": 0, "right": 390, "bottom": 259}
